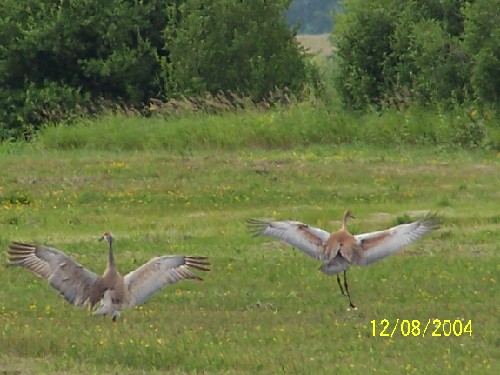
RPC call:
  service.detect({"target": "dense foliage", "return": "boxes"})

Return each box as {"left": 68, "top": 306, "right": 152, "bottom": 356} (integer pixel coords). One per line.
{"left": 163, "top": 0, "right": 315, "bottom": 101}
{"left": 333, "top": 0, "right": 500, "bottom": 109}
{"left": 0, "top": 0, "right": 168, "bottom": 139}
{"left": 462, "top": 0, "right": 500, "bottom": 104}
{"left": 0, "top": 0, "right": 314, "bottom": 139}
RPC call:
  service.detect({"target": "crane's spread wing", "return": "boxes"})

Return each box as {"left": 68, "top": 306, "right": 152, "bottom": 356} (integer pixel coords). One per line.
{"left": 7, "top": 242, "right": 98, "bottom": 307}
{"left": 353, "top": 213, "right": 441, "bottom": 266}
{"left": 247, "top": 219, "right": 330, "bottom": 259}
{"left": 124, "top": 255, "right": 210, "bottom": 306}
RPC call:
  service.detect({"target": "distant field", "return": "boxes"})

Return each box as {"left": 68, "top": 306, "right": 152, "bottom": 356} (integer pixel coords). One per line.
{"left": 297, "top": 34, "right": 334, "bottom": 60}
{"left": 0, "top": 126, "right": 498, "bottom": 373}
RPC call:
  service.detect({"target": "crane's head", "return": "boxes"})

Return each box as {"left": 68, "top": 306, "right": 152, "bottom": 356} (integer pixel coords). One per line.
{"left": 99, "top": 231, "right": 114, "bottom": 243}
{"left": 344, "top": 210, "right": 355, "bottom": 220}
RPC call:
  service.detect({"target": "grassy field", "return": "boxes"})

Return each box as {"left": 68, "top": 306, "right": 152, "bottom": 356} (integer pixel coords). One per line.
{"left": 297, "top": 34, "right": 334, "bottom": 64}
{"left": 0, "top": 115, "right": 499, "bottom": 373}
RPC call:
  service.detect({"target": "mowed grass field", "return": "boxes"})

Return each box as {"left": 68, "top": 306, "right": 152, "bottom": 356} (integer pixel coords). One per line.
{"left": 0, "top": 134, "right": 499, "bottom": 373}
{"left": 297, "top": 34, "right": 334, "bottom": 58}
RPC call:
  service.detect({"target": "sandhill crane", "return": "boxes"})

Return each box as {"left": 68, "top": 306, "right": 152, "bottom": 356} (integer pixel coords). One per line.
{"left": 247, "top": 211, "right": 440, "bottom": 308}
{"left": 7, "top": 231, "right": 210, "bottom": 320}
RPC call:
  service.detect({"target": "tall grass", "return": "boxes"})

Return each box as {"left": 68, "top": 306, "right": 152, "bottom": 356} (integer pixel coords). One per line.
{"left": 34, "top": 102, "right": 499, "bottom": 153}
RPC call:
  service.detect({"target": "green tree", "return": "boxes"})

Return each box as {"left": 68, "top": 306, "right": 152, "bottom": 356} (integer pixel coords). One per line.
{"left": 331, "top": 0, "right": 493, "bottom": 109}
{"left": 462, "top": 0, "right": 500, "bottom": 104}
{"left": 332, "top": 0, "right": 399, "bottom": 108}
{"left": 0, "top": 0, "right": 169, "bottom": 138}
{"left": 163, "top": 0, "right": 316, "bottom": 101}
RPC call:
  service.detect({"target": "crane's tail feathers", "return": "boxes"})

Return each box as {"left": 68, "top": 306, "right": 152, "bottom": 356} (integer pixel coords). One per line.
{"left": 7, "top": 242, "right": 37, "bottom": 263}
{"left": 185, "top": 256, "right": 211, "bottom": 272}
{"left": 246, "top": 218, "right": 269, "bottom": 237}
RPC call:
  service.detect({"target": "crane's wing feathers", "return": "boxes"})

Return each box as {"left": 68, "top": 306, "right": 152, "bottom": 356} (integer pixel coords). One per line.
{"left": 7, "top": 242, "right": 98, "bottom": 307}
{"left": 353, "top": 213, "right": 440, "bottom": 265}
{"left": 247, "top": 219, "right": 329, "bottom": 259}
{"left": 124, "top": 255, "right": 210, "bottom": 306}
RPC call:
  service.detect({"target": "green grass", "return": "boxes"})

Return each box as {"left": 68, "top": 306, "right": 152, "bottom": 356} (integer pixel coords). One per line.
{"left": 31, "top": 103, "right": 500, "bottom": 152}
{"left": 0, "top": 115, "right": 499, "bottom": 373}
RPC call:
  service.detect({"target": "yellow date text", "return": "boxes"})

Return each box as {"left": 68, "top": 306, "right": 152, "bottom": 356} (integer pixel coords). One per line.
{"left": 370, "top": 319, "right": 472, "bottom": 337}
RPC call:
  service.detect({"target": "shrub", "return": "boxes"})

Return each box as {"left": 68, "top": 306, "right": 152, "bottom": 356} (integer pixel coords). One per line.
{"left": 163, "top": 0, "right": 318, "bottom": 102}
{"left": 331, "top": 0, "right": 499, "bottom": 108}
{"left": 332, "top": 0, "right": 398, "bottom": 109}
{"left": 462, "top": 0, "right": 500, "bottom": 104}
{"left": 0, "top": 0, "right": 169, "bottom": 139}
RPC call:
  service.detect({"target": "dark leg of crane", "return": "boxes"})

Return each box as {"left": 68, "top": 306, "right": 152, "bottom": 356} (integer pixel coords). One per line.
{"left": 337, "top": 274, "right": 346, "bottom": 296}
{"left": 343, "top": 271, "right": 356, "bottom": 309}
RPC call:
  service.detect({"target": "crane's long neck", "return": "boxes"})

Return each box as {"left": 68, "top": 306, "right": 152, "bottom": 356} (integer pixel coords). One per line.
{"left": 342, "top": 213, "right": 350, "bottom": 232}
{"left": 107, "top": 238, "right": 116, "bottom": 270}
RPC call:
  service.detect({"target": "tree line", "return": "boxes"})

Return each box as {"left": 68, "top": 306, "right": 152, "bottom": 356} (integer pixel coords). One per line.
{"left": 0, "top": 0, "right": 498, "bottom": 140}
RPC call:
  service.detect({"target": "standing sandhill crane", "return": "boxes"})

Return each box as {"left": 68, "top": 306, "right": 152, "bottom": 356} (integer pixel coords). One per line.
{"left": 7, "top": 231, "right": 210, "bottom": 320}
{"left": 247, "top": 211, "right": 440, "bottom": 308}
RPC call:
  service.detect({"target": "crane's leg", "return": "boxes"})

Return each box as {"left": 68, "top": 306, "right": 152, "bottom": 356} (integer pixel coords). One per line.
{"left": 343, "top": 271, "right": 356, "bottom": 308}
{"left": 336, "top": 274, "right": 346, "bottom": 296}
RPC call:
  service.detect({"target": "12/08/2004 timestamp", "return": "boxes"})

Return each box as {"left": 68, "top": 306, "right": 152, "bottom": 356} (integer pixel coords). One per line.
{"left": 371, "top": 319, "right": 472, "bottom": 337}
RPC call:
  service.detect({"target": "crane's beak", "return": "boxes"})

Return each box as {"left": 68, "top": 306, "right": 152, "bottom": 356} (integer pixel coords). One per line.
{"left": 98, "top": 235, "right": 104, "bottom": 242}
